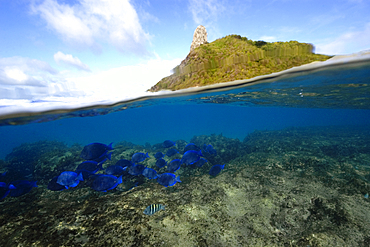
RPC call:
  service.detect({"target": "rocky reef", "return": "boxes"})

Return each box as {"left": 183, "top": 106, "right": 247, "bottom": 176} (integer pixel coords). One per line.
{"left": 1, "top": 126, "right": 370, "bottom": 246}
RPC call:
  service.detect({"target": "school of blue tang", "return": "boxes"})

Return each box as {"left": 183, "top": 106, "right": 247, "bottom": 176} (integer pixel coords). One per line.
{"left": 0, "top": 140, "right": 225, "bottom": 205}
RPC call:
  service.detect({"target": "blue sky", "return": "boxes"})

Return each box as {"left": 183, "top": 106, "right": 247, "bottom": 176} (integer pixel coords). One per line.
{"left": 0, "top": 0, "right": 369, "bottom": 109}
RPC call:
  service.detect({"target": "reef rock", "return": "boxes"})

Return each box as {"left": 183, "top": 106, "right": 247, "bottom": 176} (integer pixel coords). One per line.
{"left": 190, "top": 25, "right": 207, "bottom": 52}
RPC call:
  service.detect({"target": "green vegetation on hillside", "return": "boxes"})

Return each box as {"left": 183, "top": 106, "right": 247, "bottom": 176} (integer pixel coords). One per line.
{"left": 149, "top": 35, "right": 332, "bottom": 92}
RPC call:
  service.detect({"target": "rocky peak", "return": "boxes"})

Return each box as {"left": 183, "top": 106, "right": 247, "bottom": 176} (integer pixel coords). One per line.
{"left": 190, "top": 25, "right": 207, "bottom": 52}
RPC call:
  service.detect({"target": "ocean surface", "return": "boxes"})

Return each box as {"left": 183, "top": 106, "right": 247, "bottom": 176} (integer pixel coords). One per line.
{"left": 0, "top": 54, "right": 370, "bottom": 246}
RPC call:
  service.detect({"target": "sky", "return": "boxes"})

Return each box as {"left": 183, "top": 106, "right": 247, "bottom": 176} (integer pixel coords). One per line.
{"left": 0, "top": 0, "right": 369, "bottom": 112}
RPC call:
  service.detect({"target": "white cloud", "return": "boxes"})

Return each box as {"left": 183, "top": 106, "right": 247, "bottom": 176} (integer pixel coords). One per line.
{"left": 68, "top": 57, "right": 182, "bottom": 100}
{"left": 4, "top": 68, "right": 29, "bottom": 82}
{"left": 0, "top": 56, "right": 80, "bottom": 99}
{"left": 54, "top": 51, "right": 91, "bottom": 72}
{"left": 0, "top": 55, "right": 181, "bottom": 106}
{"left": 315, "top": 23, "right": 370, "bottom": 55}
{"left": 0, "top": 57, "right": 58, "bottom": 86}
{"left": 258, "top": 36, "right": 277, "bottom": 42}
{"left": 31, "top": 0, "right": 150, "bottom": 54}
{"left": 189, "top": 0, "right": 225, "bottom": 26}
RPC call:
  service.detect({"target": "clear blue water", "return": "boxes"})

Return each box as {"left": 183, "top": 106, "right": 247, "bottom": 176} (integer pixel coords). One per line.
{"left": 0, "top": 105, "right": 369, "bottom": 159}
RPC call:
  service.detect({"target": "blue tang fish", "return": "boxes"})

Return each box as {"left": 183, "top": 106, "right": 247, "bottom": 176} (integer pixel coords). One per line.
{"left": 0, "top": 182, "right": 15, "bottom": 200}
{"left": 47, "top": 176, "right": 66, "bottom": 191}
{"left": 76, "top": 161, "right": 102, "bottom": 173}
{"left": 163, "top": 140, "right": 176, "bottom": 148}
{"left": 57, "top": 171, "right": 83, "bottom": 189}
{"left": 128, "top": 164, "right": 146, "bottom": 176}
{"left": 209, "top": 164, "right": 225, "bottom": 176}
{"left": 9, "top": 180, "right": 37, "bottom": 197}
{"left": 181, "top": 150, "right": 203, "bottom": 165}
{"left": 157, "top": 173, "right": 181, "bottom": 187}
{"left": 143, "top": 168, "right": 158, "bottom": 179}
{"left": 154, "top": 152, "right": 165, "bottom": 159}
{"left": 80, "top": 142, "right": 113, "bottom": 160}
{"left": 143, "top": 204, "right": 165, "bottom": 215}
{"left": 194, "top": 158, "right": 208, "bottom": 167}
{"left": 105, "top": 165, "right": 127, "bottom": 176}
{"left": 167, "top": 159, "right": 181, "bottom": 173}
{"left": 156, "top": 158, "right": 167, "bottom": 168}
{"left": 166, "top": 149, "right": 179, "bottom": 157}
{"left": 91, "top": 153, "right": 112, "bottom": 163}
{"left": 115, "top": 159, "right": 132, "bottom": 168}
{"left": 184, "top": 143, "right": 201, "bottom": 152}
{"left": 0, "top": 182, "right": 11, "bottom": 188}
{"left": 91, "top": 175, "right": 122, "bottom": 192}
{"left": 132, "top": 152, "right": 149, "bottom": 163}
{"left": 205, "top": 144, "right": 217, "bottom": 155}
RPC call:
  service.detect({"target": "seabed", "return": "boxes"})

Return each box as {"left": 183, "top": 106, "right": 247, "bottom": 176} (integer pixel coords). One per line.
{"left": 1, "top": 125, "right": 370, "bottom": 246}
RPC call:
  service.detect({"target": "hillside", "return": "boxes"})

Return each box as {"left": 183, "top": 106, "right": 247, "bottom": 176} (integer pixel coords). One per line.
{"left": 148, "top": 35, "right": 332, "bottom": 92}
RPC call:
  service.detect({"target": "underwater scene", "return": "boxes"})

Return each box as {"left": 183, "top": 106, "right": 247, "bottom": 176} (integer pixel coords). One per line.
{"left": 1, "top": 59, "right": 370, "bottom": 246}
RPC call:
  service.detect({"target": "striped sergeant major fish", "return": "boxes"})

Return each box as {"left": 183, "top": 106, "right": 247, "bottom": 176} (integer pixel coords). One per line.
{"left": 143, "top": 204, "right": 165, "bottom": 215}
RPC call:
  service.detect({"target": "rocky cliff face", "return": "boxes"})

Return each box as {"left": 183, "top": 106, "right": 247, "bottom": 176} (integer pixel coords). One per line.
{"left": 190, "top": 25, "right": 207, "bottom": 52}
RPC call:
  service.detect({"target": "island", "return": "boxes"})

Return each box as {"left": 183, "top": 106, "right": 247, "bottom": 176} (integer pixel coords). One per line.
{"left": 148, "top": 26, "right": 332, "bottom": 92}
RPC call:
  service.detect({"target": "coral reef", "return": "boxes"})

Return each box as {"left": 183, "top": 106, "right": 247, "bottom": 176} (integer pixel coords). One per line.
{"left": 1, "top": 126, "right": 370, "bottom": 246}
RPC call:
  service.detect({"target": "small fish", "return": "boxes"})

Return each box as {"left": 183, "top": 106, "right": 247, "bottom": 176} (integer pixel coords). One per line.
{"left": 143, "top": 204, "right": 165, "bottom": 215}
{"left": 0, "top": 182, "right": 15, "bottom": 200}
{"left": 167, "top": 159, "right": 181, "bottom": 173}
{"left": 91, "top": 175, "right": 122, "bottom": 192}
{"left": 157, "top": 173, "right": 181, "bottom": 187}
{"left": 156, "top": 158, "right": 167, "bottom": 168}
{"left": 105, "top": 165, "right": 126, "bottom": 176}
{"left": 209, "top": 164, "right": 225, "bottom": 176}
{"left": 115, "top": 159, "right": 132, "bottom": 168}
{"left": 154, "top": 152, "right": 165, "bottom": 159}
{"left": 47, "top": 177, "right": 66, "bottom": 191}
{"left": 205, "top": 144, "right": 217, "bottom": 155}
{"left": 91, "top": 153, "right": 112, "bottom": 163}
{"left": 132, "top": 152, "right": 149, "bottom": 163}
{"left": 128, "top": 164, "right": 146, "bottom": 176}
{"left": 166, "top": 148, "right": 179, "bottom": 157}
{"left": 80, "top": 142, "right": 113, "bottom": 160}
{"left": 184, "top": 143, "right": 201, "bottom": 152}
{"left": 9, "top": 180, "right": 37, "bottom": 197}
{"left": 76, "top": 160, "right": 103, "bottom": 174}
{"left": 364, "top": 193, "right": 369, "bottom": 199}
{"left": 57, "top": 171, "right": 83, "bottom": 189}
{"left": 143, "top": 168, "right": 158, "bottom": 179}
{"left": 163, "top": 140, "right": 176, "bottom": 148}
{"left": 0, "top": 182, "right": 13, "bottom": 188}
{"left": 181, "top": 150, "right": 203, "bottom": 165}
{"left": 194, "top": 158, "right": 208, "bottom": 167}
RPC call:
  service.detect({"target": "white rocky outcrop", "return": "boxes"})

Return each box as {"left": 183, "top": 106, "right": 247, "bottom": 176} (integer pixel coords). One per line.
{"left": 190, "top": 25, "right": 207, "bottom": 52}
